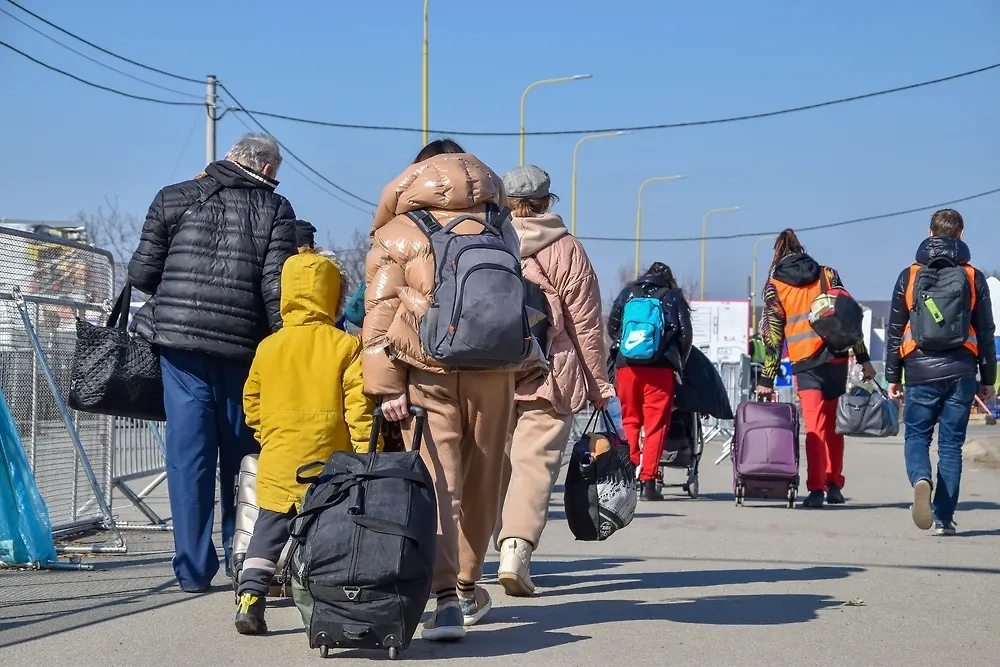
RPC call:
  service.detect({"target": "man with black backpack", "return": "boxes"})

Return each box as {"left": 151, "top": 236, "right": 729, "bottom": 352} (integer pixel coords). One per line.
{"left": 886, "top": 209, "right": 996, "bottom": 536}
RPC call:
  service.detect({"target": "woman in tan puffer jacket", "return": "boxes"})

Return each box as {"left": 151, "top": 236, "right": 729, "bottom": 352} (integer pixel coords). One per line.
{"left": 494, "top": 165, "right": 615, "bottom": 597}
{"left": 362, "top": 139, "right": 546, "bottom": 641}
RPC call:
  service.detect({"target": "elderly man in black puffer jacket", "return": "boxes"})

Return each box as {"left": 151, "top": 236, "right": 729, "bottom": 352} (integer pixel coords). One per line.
{"left": 128, "top": 133, "right": 297, "bottom": 592}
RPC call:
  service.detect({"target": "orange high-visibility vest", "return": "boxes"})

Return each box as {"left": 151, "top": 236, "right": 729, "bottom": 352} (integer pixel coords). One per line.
{"left": 901, "top": 264, "right": 978, "bottom": 358}
{"left": 770, "top": 267, "right": 834, "bottom": 364}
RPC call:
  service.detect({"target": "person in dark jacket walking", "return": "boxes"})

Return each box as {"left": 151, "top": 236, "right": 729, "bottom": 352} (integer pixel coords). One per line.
{"left": 756, "top": 229, "right": 876, "bottom": 508}
{"left": 607, "top": 262, "right": 693, "bottom": 500}
{"left": 885, "top": 209, "right": 996, "bottom": 535}
{"left": 128, "top": 133, "right": 297, "bottom": 592}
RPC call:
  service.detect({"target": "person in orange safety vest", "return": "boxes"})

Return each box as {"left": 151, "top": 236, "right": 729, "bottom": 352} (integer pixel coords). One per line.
{"left": 756, "top": 229, "right": 875, "bottom": 508}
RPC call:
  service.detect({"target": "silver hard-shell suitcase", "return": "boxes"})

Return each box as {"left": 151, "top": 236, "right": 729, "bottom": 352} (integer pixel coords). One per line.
{"left": 231, "top": 453, "right": 293, "bottom": 598}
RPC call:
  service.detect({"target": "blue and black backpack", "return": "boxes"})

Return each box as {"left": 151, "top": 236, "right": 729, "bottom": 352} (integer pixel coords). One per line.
{"left": 619, "top": 286, "right": 675, "bottom": 363}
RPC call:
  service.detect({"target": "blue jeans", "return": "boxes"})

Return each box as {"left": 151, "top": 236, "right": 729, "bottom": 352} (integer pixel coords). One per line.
{"left": 903, "top": 377, "right": 978, "bottom": 524}
{"left": 160, "top": 348, "right": 259, "bottom": 590}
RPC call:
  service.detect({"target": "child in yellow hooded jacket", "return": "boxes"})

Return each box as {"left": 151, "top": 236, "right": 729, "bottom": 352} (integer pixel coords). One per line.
{"left": 234, "top": 248, "right": 376, "bottom": 635}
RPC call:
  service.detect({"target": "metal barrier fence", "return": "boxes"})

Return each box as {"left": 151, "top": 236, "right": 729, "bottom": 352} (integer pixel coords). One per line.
{"left": 0, "top": 226, "right": 123, "bottom": 551}
{"left": 111, "top": 418, "right": 170, "bottom": 529}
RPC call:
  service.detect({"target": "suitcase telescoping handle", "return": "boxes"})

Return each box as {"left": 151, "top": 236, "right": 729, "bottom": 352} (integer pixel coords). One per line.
{"left": 372, "top": 405, "right": 428, "bottom": 452}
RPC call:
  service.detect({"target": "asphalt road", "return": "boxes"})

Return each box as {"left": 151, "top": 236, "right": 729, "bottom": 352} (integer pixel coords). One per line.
{"left": 3, "top": 431, "right": 1000, "bottom": 666}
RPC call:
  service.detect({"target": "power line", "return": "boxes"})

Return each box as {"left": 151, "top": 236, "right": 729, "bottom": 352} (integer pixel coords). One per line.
{"left": 227, "top": 62, "right": 1000, "bottom": 137}
{"left": 575, "top": 186, "right": 1000, "bottom": 244}
{"left": 4, "top": 0, "right": 203, "bottom": 84}
{"left": 222, "top": 94, "right": 375, "bottom": 215}
{"left": 217, "top": 83, "right": 377, "bottom": 209}
{"left": 0, "top": 7, "right": 203, "bottom": 99}
{"left": 0, "top": 40, "right": 204, "bottom": 106}
{"left": 319, "top": 185, "right": 1000, "bottom": 256}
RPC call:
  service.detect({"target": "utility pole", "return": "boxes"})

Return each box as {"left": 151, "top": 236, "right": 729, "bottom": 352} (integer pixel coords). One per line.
{"left": 422, "top": 0, "right": 429, "bottom": 146}
{"left": 206, "top": 75, "right": 217, "bottom": 166}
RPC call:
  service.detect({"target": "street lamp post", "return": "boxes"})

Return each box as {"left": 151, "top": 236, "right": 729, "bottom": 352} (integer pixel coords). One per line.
{"left": 571, "top": 131, "right": 629, "bottom": 236}
{"left": 519, "top": 75, "right": 592, "bottom": 165}
{"left": 699, "top": 206, "right": 742, "bottom": 299}
{"left": 751, "top": 234, "right": 778, "bottom": 330}
{"left": 422, "top": 0, "right": 430, "bottom": 146}
{"left": 634, "top": 175, "right": 688, "bottom": 279}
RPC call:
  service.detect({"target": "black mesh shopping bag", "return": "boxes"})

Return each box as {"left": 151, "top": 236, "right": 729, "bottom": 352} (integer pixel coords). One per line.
{"left": 68, "top": 281, "right": 165, "bottom": 421}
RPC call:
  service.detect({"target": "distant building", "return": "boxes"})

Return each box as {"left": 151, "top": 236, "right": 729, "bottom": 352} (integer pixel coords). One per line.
{"left": 0, "top": 218, "right": 89, "bottom": 243}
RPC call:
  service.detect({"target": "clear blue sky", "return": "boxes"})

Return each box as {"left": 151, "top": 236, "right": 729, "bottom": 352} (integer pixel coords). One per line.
{"left": 1, "top": 0, "right": 997, "bottom": 302}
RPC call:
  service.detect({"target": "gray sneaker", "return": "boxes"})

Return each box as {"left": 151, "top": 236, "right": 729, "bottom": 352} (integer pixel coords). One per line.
{"left": 933, "top": 520, "right": 957, "bottom": 536}
{"left": 911, "top": 479, "right": 933, "bottom": 531}
{"left": 421, "top": 603, "right": 466, "bottom": 642}
{"left": 458, "top": 586, "right": 492, "bottom": 627}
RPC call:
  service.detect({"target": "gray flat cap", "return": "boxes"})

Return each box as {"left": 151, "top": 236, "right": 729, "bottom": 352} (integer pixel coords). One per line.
{"left": 503, "top": 165, "right": 551, "bottom": 199}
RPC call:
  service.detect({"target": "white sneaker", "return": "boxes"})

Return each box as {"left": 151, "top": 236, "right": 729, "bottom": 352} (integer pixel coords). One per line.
{"left": 497, "top": 538, "right": 535, "bottom": 597}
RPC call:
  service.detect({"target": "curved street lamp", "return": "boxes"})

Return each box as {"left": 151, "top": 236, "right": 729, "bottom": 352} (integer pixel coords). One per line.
{"left": 634, "top": 175, "right": 689, "bottom": 278}
{"left": 519, "top": 75, "right": 592, "bottom": 165}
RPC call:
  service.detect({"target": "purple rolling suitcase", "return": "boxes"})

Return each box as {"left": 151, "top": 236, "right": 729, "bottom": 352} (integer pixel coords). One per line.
{"left": 732, "top": 399, "right": 800, "bottom": 508}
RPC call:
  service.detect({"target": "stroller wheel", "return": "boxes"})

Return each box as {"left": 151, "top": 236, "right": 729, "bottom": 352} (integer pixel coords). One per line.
{"left": 687, "top": 479, "right": 699, "bottom": 499}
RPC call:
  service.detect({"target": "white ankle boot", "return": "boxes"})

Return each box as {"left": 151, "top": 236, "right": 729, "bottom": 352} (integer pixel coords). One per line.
{"left": 497, "top": 538, "right": 534, "bottom": 597}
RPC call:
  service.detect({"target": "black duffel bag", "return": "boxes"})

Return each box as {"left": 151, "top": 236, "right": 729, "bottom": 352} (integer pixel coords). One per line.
{"left": 68, "top": 281, "right": 166, "bottom": 422}
{"left": 835, "top": 383, "right": 900, "bottom": 438}
{"left": 289, "top": 406, "right": 436, "bottom": 660}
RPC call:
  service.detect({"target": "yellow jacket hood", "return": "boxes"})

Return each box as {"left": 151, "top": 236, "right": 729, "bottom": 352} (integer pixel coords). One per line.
{"left": 280, "top": 251, "right": 343, "bottom": 327}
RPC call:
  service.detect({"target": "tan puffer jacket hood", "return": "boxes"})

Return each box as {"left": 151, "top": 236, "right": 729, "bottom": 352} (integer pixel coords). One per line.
{"left": 514, "top": 213, "right": 614, "bottom": 413}
{"left": 362, "top": 152, "right": 548, "bottom": 395}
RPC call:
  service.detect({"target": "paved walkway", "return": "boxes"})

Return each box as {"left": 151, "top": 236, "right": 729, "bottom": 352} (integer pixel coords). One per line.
{"left": 3, "top": 431, "right": 1000, "bottom": 666}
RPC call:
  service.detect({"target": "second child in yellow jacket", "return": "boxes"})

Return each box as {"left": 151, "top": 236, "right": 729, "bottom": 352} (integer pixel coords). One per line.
{"left": 236, "top": 249, "right": 377, "bottom": 635}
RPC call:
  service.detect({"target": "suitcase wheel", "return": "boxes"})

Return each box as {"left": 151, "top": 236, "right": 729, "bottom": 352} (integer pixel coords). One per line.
{"left": 787, "top": 487, "right": 797, "bottom": 509}
{"left": 388, "top": 647, "right": 400, "bottom": 660}
{"left": 735, "top": 484, "right": 745, "bottom": 507}
{"left": 319, "top": 645, "right": 330, "bottom": 658}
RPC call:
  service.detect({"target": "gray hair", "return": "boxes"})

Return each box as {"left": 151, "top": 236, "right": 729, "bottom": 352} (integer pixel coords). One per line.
{"left": 224, "top": 133, "right": 282, "bottom": 176}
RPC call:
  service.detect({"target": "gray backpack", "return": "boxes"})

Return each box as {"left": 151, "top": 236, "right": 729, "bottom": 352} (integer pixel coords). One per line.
{"left": 406, "top": 205, "right": 533, "bottom": 368}
{"left": 909, "top": 259, "right": 973, "bottom": 352}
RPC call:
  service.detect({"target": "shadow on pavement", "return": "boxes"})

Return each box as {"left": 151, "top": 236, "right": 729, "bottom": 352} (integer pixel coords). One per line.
{"left": 531, "top": 563, "right": 863, "bottom": 597}
{"left": 541, "top": 552, "right": 1000, "bottom": 576}
{"left": 952, "top": 529, "right": 1000, "bottom": 538}
{"left": 374, "top": 593, "right": 843, "bottom": 660}
{"left": 545, "top": 510, "right": 677, "bottom": 521}
{"left": 0, "top": 578, "right": 206, "bottom": 648}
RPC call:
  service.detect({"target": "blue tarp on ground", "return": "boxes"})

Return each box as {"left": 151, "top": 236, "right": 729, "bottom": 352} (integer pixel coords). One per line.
{"left": 0, "top": 385, "right": 57, "bottom": 565}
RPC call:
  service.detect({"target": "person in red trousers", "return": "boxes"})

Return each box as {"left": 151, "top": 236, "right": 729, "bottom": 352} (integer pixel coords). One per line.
{"left": 756, "top": 229, "right": 876, "bottom": 508}
{"left": 607, "top": 262, "right": 693, "bottom": 501}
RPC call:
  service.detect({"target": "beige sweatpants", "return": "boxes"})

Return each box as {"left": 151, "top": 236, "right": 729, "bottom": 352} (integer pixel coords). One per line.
{"left": 495, "top": 399, "right": 574, "bottom": 549}
{"left": 402, "top": 368, "right": 515, "bottom": 595}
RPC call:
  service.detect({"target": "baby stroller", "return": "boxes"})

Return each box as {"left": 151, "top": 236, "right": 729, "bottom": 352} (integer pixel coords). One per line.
{"left": 655, "top": 408, "right": 704, "bottom": 499}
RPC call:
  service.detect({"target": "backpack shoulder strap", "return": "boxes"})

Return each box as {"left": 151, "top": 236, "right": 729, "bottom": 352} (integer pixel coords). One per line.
{"left": 819, "top": 267, "right": 831, "bottom": 293}
{"left": 405, "top": 210, "right": 442, "bottom": 237}
{"left": 168, "top": 183, "right": 223, "bottom": 245}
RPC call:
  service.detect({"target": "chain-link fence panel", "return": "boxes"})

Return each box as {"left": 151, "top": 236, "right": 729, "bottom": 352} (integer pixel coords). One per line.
{"left": 0, "top": 226, "right": 116, "bottom": 538}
